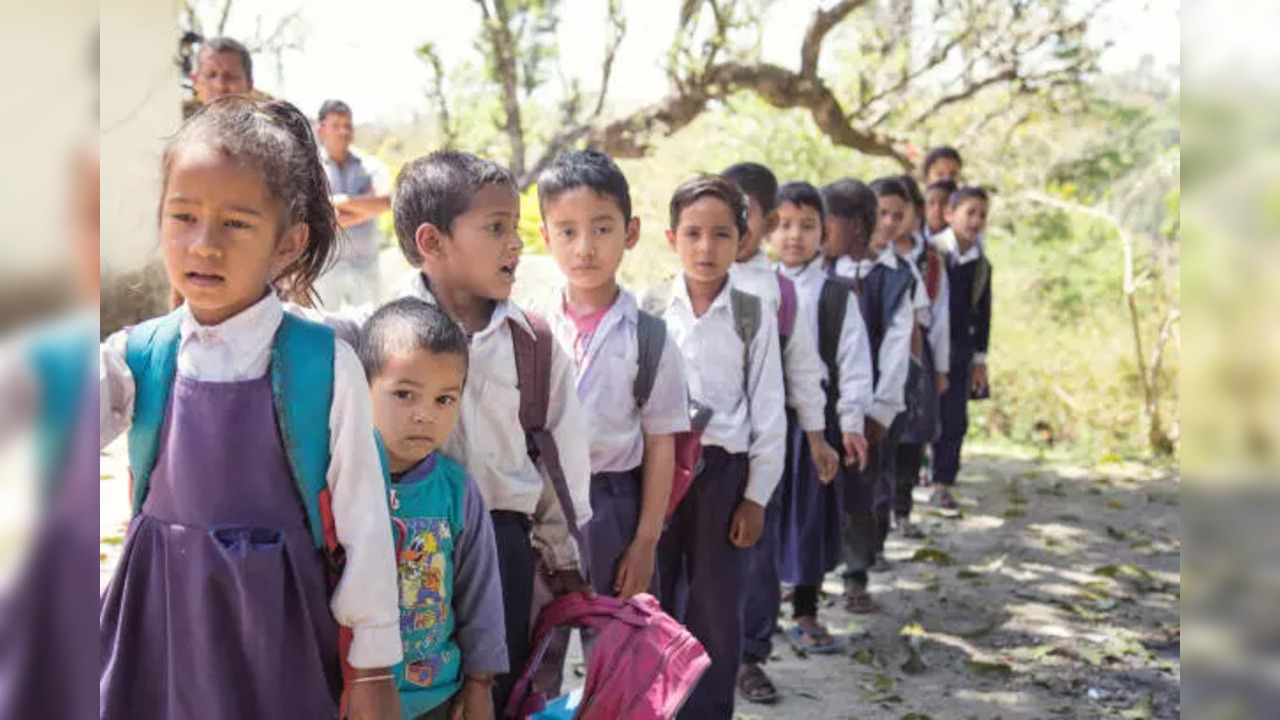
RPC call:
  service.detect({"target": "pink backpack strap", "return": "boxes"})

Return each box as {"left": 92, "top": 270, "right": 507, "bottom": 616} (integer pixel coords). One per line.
{"left": 508, "top": 312, "right": 582, "bottom": 540}
{"left": 775, "top": 272, "right": 798, "bottom": 341}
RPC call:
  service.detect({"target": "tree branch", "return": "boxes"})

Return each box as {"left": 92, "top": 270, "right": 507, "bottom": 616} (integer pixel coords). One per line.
{"left": 801, "top": 0, "right": 868, "bottom": 78}
{"left": 216, "top": 0, "right": 233, "bottom": 36}
{"left": 587, "top": 61, "right": 911, "bottom": 168}
{"left": 474, "top": 0, "right": 527, "bottom": 177}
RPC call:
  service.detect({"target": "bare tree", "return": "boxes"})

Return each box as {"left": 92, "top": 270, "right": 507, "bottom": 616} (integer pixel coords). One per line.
{"left": 181, "top": 0, "right": 307, "bottom": 83}
{"left": 449, "top": 0, "right": 1106, "bottom": 189}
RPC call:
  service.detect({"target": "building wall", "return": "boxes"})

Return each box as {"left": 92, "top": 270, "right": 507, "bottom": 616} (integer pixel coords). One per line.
{"left": 101, "top": 0, "right": 184, "bottom": 333}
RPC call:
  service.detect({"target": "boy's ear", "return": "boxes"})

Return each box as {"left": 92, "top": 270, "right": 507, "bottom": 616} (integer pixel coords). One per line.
{"left": 273, "top": 222, "right": 308, "bottom": 274}
{"left": 624, "top": 217, "right": 641, "bottom": 250}
{"left": 539, "top": 222, "right": 551, "bottom": 247}
{"left": 414, "top": 222, "right": 447, "bottom": 263}
{"left": 764, "top": 209, "right": 780, "bottom": 236}
{"left": 665, "top": 228, "right": 677, "bottom": 251}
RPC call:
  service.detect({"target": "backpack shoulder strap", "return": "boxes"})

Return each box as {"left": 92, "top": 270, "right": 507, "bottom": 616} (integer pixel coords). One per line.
{"left": 729, "top": 288, "right": 762, "bottom": 395}
{"left": 775, "top": 273, "right": 798, "bottom": 342}
{"left": 972, "top": 256, "right": 992, "bottom": 313}
{"left": 30, "top": 318, "right": 94, "bottom": 495}
{"left": 271, "top": 312, "right": 337, "bottom": 552}
{"left": 632, "top": 309, "right": 667, "bottom": 409}
{"left": 124, "top": 309, "right": 184, "bottom": 516}
{"left": 818, "top": 277, "right": 853, "bottom": 388}
{"left": 510, "top": 310, "right": 552, "bottom": 437}
{"left": 510, "top": 310, "right": 581, "bottom": 537}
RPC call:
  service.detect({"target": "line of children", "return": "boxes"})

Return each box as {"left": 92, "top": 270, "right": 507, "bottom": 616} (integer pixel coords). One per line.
{"left": 99, "top": 100, "right": 992, "bottom": 720}
{"left": 720, "top": 163, "right": 840, "bottom": 704}
{"left": 889, "top": 174, "right": 951, "bottom": 530}
{"left": 770, "top": 181, "right": 873, "bottom": 650}
{"left": 823, "top": 178, "right": 916, "bottom": 612}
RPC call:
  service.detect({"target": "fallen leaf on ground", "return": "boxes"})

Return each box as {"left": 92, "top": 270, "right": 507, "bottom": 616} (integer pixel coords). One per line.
{"left": 966, "top": 659, "right": 1013, "bottom": 678}
{"left": 910, "top": 548, "right": 957, "bottom": 566}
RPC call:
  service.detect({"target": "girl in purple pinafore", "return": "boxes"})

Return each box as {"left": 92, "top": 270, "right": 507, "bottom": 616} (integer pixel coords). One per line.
{"left": 99, "top": 98, "right": 403, "bottom": 720}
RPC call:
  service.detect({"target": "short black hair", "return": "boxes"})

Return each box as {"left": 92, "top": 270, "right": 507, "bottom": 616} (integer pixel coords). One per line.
{"left": 537, "top": 150, "right": 631, "bottom": 222}
{"left": 721, "top": 162, "right": 779, "bottom": 217}
{"left": 199, "top": 37, "right": 253, "bottom": 86}
{"left": 776, "top": 181, "right": 826, "bottom": 226}
{"left": 358, "top": 298, "right": 469, "bottom": 381}
{"left": 392, "top": 150, "right": 518, "bottom": 266}
{"left": 318, "top": 99, "right": 352, "bottom": 123}
{"left": 922, "top": 146, "right": 963, "bottom": 177}
{"left": 821, "top": 178, "right": 878, "bottom": 247}
{"left": 668, "top": 174, "right": 749, "bottom": 237}
{"left": 926, "top": 179, "right": 958, "bottom": 197}
{"left": 950, "top": 184, "right": 990, "bottom": 209}
{"left": 869, "top": 176, "right": 910, "bottom": 202}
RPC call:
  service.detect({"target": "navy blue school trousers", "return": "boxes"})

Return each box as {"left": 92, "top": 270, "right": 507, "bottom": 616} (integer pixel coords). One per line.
{"left": 657, "top": 447, "right": 750, "bottom": 720}
{"left": 934, "top": 361, "right": 973, "bottom": 486}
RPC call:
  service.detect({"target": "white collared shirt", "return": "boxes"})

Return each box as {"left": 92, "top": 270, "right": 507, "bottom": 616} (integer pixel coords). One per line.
{"left": 778, "top": 256, "right": 874, "bottom": 434}
{"left": 548, "top": 287, "right": 690, "bottom": 474}
{"left": 902, "top": 234, "right": 952, "bottom": 371}
{"left": 829, "top": 250, "right": 914, "bottom": 428}
{"left": 643, "top": 274, "right": 786, "bottom": 506}
{"left": 730, "top": 259, "right": 827, "bottom": 433}
{"left": 99, "top": 293, "right": 402, "bottom": 669}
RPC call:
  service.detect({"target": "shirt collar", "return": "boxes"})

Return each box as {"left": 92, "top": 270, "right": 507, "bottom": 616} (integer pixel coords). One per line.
{"left": 674, "top": 272, "right": 733, "bottom": 316}
{"left": 777, "top": 253, "right": 824, "bottom": 281}
{"left": 954, "top": 241, "right": 983, "bottom": 266}
{"left": 179, "top": 291, "right": 282, "bottom": 349}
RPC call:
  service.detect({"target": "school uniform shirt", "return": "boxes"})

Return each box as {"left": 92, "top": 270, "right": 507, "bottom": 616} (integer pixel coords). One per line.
{"left": 729, "top": 256, "right": 827, "bottom": 434}
{"left": 832, "top": 250, "right": 915, "bottom": 429}
{"left": 392, "top": 272, "right": 593, "bottom": 571}
{"left": 777, "top": 256, "right": 874, "bottom": 435}
{"left": 934, "top": 229, "right": 991, "bottom": 365}
{"left": 547, "top": 287, "right": 691, "bottom": 474}
{"left": 98, "top": 293, "right": 403, "bottom": 669}
{"left": 649, "top": 273, "right": 787, "bottom": 507}
{"left": 903, "top": 234, "right": 952, "bottom": 371}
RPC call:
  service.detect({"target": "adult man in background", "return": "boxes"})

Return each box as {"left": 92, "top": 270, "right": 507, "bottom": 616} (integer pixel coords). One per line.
{"left": 184, "top": 37, "right": 257, "bottom": 118}
{"left": 315, "top": 99, "right": 391, "bottom": 309}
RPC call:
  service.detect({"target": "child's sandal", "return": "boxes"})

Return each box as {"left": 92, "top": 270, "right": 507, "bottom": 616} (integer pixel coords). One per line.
{"left": 736, "top": 663, "right": 779, "bottom": 704}
{"left": 788, "top": 624, "right": 842, "bottom": 655}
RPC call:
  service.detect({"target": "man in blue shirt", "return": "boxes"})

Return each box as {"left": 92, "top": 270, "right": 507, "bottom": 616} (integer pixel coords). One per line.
{"left": 315, "top": 99, "right": 392, "bottom": 309}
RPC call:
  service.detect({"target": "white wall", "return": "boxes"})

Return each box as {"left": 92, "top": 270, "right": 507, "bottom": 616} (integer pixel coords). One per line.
{"left": 101, "top": 0, "right": 183, "bottom": 273}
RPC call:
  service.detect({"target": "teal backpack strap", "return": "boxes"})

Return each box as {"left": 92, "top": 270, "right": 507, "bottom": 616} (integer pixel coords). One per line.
{"left": 632, "top": 309, "right": 667, "bottom": 409}
{"left": 729, "top": 288, "right": 762, "bottom": 397}
{"left": 124, "top": 310, "right": 184, "bottom": 516}
{"left": 30, "top": 319, "right": 94, "bottom": 495}
{"left": 270, "top": 313, "right": 336, "bottom": 552}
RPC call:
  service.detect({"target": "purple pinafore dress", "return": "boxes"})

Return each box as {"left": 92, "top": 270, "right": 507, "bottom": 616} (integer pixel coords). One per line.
{"left": 99, "top": 374, "right": 341, "bottom": 720}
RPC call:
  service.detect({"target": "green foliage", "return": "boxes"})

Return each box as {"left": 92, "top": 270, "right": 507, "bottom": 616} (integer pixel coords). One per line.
{"left": 518, "top": 185, "right": 545, "bottom": 254}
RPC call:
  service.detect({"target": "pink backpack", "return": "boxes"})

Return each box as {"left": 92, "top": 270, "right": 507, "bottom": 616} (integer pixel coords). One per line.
{"left": 504, "top": 593, "right": 710, "bottom": 720}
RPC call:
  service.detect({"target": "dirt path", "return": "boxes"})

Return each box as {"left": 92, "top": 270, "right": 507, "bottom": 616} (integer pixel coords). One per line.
{"left": 99, "top": 443, "right": 1180, "bottom": 719}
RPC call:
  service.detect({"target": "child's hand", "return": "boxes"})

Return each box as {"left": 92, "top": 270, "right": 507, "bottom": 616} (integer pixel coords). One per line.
{"left": 546, "top": 568, "right": 595, "bottom": 598}
{"left": 970, "top": 363, "right": 988, "bottom": 395}
{"left": 347, "top": 670, "right": 401, "bottom": 720}
{"left": 842, "top": 432, "right": 868, "bottom": 471}
{"left": 934, "top": 372, "right": 949, "bottom": 394}
{"left": 613, "top": 537, "right": 657, "bottom": 599}
{"left": 806, "top": 431, "right": 839, "bottom": 484}
{"left": 449, "top": 676, "right": 496, "bottom": 720}
{"left": 728, "top": 500, "right": 765, "bottom": 549}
